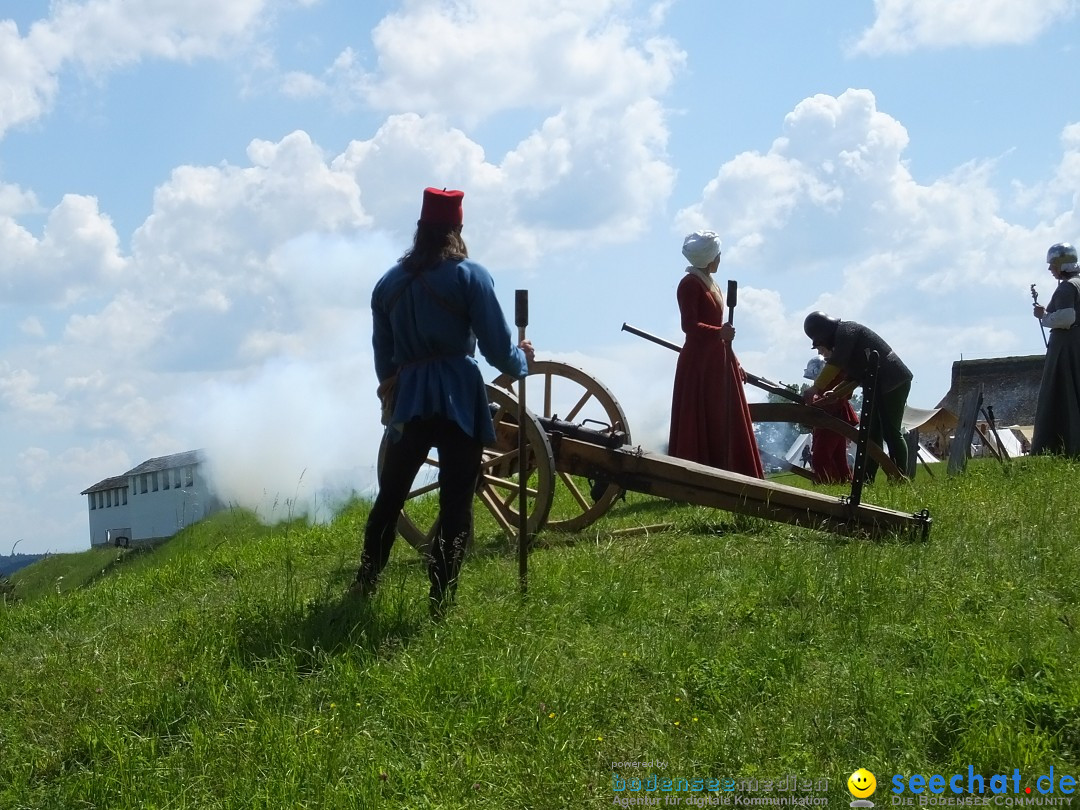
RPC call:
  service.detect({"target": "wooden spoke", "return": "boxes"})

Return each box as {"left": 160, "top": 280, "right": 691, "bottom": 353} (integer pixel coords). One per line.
{"left": 493, "top": 360, "right": 632, "bottom": 532}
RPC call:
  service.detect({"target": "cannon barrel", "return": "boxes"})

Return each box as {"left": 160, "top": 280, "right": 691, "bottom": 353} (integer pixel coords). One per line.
{"left": 537, "top": 415, "right": 628, "bottom": 449}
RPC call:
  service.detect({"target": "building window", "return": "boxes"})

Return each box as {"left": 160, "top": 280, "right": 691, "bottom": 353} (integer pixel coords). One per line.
{"left": 174, "top": 469, "right": 182, "bottom": 488}
{"left": 163, "top": 471, "right": 170, "bottom": 490}
{"left": 141, "top": 474, "right": 148, "bottom": 494}
{"left": 107, "top": 490, "right": 113, "bottom": 508}
{"left": 122, "top": 489, "right": 128, "bottom": 506}
{"left": 90, "top": 494, "right": 96, "bottom": 510}
{"left": 185, "top": 467, "right": 194, "bottom": 487}
{"left": 152, "top": 472, "right": 159, "bottom": 492}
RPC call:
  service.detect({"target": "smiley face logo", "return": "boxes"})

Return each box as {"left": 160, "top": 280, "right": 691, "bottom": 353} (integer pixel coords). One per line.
{"left": 847, "top": 768, "right": 877, "bottom": 799}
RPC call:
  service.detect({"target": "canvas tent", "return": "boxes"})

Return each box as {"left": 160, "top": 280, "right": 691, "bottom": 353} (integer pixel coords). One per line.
{"left": 784, "top": 433, "right": 813, "bottom": 467}
{"left": 902, "top": 405, "right": 958, "bottom": 457}
{"left": 982, "top": 424, "right": 1027, "bottom": 458}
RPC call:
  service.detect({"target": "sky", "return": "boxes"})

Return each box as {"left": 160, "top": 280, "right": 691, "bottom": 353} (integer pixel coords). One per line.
{"left": 2, "top": 0, "right": 1079, "bottom": 554}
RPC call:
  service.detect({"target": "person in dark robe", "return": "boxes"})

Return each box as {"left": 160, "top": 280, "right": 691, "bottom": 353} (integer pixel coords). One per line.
{"left": 1031, "top": 242, "right": 1080, "bottom": 456}
{"left": 803, "top": 311, "right": 912, "bottom": 483}
{"left": 668, "top": 230, "right": 763, "bottom": 478}
{"left": 802, "top": 356, "right": 857, "bottom": 484}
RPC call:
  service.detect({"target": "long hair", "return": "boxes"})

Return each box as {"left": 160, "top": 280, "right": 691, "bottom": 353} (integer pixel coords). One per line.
{"left": 400, "top": 224, "right": 468, "bottom": 273}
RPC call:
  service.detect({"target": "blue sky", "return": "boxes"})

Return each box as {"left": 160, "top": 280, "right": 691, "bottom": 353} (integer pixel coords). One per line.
{"left": 2, "top": 0, "right": 1078, "bottom": 554}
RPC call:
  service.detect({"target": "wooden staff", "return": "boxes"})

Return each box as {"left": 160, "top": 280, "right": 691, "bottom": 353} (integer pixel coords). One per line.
{"left": 620, "top": 322, "right": 804, "bottom": 404}
{"left": 515, "top": 289, "right": 529, "bottom": 595}
{"left": 1032, "top": 284, "right": 1048, "bottom": 348}
{"left": 726, "top": 279, "right": 738, "bottom": 325}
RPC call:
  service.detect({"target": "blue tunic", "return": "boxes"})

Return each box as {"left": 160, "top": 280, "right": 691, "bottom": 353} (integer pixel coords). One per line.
{"left": 371, "top": 257, "right": 527, "bottom": 444}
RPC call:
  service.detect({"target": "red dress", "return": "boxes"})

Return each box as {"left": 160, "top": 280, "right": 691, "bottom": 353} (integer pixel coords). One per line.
{"left": 808, "top": 365, "right": 858, "bottom": 484}
{"left": 668, "top": 274, "right": 764, "bottom": 478}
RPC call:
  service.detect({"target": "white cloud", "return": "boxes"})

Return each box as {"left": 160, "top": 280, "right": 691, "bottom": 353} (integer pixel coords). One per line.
{"left": 0, "top": 193, "right": 126, "bottom": 303}
{"left": 132, "top": 130, "right": 368, "bottom": 304}
{"left": 334, "top": 105, "right": 674, "bottom": 265}
{"left": 0, "top": 0, "right": 276, "bottom": 139}
{"left": 47, "top": 0, "right": 271, "bottom": 70}
{"left": 852, "top": 0, "right": 1075, "bottom": 55}
{"left": 323, "top": 0, "right": 685, "bottom": 121}
{"left": 0, "top": 367, "right": 68, "bottom": 426}
{"left": 280, "top": 69, "right": 326, "bottom": 98}
{"left": 19, "top": 317, "right": 45, "bottom": 338}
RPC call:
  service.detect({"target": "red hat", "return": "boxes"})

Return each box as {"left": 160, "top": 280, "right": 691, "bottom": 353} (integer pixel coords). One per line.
{"left": 419, "top": 187, "right": 464, "bottom": 226}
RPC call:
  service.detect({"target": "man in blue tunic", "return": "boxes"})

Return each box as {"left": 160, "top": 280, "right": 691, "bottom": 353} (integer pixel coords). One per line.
{"left": 352, "top": 187, "right": 534, "bottom": 615}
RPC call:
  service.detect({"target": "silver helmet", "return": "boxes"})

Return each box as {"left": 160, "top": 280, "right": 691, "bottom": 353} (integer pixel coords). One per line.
{"left": 1046, "top": 242, "right": 1078, "bottom": 264}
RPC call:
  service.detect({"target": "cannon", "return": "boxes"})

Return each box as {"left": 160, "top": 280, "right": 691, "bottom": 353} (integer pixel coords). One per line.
{"left": 379, "top": 361, "right": 931, "bottom": 553}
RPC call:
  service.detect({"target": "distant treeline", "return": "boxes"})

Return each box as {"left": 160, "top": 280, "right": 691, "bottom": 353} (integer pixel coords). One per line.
{"left": 0, "top": 554, "right": 47, "bottom": 577}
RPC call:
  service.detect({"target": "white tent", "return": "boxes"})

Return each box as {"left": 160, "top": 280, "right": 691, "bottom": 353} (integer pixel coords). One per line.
{"left": 916, "top": 443, "right": 941, "bottom": 464}
{"left": 784, "top": 433, "right": 813, "bottom": 467}
{"left": 986, "top": 425, "right": 1025, "bottom": 457}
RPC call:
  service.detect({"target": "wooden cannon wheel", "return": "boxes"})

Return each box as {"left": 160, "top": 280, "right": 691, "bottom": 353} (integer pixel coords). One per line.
{"left": 748, "top": 401, "right": 905, "bottom": 481}
{"left": 492, "top": 360, "right": 631, "bottom": 532}
{"left": 380, "top": 384, "right": 557, "bottom": 554}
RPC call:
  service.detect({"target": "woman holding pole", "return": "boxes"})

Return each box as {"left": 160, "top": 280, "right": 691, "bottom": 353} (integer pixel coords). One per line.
{"left": 1031, "top": 242, "right": 1080, "bottom": 457}
{"left": 668, "top": 230, "right": 763, "bottom": 478}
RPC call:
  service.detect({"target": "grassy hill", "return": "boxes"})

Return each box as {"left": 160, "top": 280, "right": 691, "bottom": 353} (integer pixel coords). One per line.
{"left": 1, "top": 457, "right": 1078, "bottom": 809}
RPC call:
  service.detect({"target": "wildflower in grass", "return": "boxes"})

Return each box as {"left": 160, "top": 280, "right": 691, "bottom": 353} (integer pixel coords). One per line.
{"left": 693, "top": 717, "right": 698, "bottom": 723}
{"left": 596, "top": 735, "right": 603, "bottom": 741}
{"left": 549, "top": 712, "right": 556, "bottom": 719}
{"left": 674, "top": 721, "right": 681, "bottom": 726}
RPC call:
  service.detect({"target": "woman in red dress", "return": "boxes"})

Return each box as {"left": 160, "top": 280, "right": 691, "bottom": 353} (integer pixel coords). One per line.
{"left": 668, "top": 231, "right": 763, "bottom": 478}
{"left": 803, "top": 357, "right": 857, "bottom": 484}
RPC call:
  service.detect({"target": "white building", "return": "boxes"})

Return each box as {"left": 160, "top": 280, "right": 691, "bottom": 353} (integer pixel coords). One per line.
{"left": 80, "top": 450, "right": 220, "bottom": 547}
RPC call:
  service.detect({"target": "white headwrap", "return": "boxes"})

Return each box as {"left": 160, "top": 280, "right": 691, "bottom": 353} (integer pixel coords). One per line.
{"left": 682, "top": 231, "right": 722, "bottom": 268}
{"left": 803, "top": 357, "right": 826, "bottom": 380}
{"left": 681, "top": 230, "right": 724, "bottom": 307}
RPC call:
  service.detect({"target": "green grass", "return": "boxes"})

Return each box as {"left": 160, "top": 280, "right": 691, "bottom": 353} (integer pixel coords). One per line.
{"left": 1, "top": 457, "right": 1079, "bottom": 808}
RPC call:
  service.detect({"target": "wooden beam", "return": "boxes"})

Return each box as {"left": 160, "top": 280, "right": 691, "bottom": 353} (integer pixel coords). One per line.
{"left": 553, "top": 438, "right": 930, "bottom": 539}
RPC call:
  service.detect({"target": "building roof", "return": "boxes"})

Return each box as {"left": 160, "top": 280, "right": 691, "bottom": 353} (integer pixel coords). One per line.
{"left": 80, "top": 450, "right": 205, "bottom": 494}
{"left": 80, "top": 475, "right": 131, "bottom": 495}
{"left": 935, "top": 355, "right": 1044, "bottom": 427}
{"left": 124, "top": 449, "right": 204, "bottom": 476}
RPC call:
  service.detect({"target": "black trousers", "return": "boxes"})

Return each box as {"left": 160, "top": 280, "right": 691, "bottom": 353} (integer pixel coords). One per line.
{"left": 357, "top": 417, "right": 482, "bottom": 600}
{"left": 864, "top": 380, "right": 911, "bottom": 481}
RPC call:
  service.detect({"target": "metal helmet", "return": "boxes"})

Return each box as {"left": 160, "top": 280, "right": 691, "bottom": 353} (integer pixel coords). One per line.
{"left": 803, "top": 311, "right": 839, "bottom": 347}
{"left": 1046, "top": 242, "right": 1078, "bottom": 265}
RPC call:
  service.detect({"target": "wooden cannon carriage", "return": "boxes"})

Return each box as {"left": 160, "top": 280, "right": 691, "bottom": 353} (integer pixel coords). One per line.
{"left": 381, "top": 361, "right": 931, "bottom": 552}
